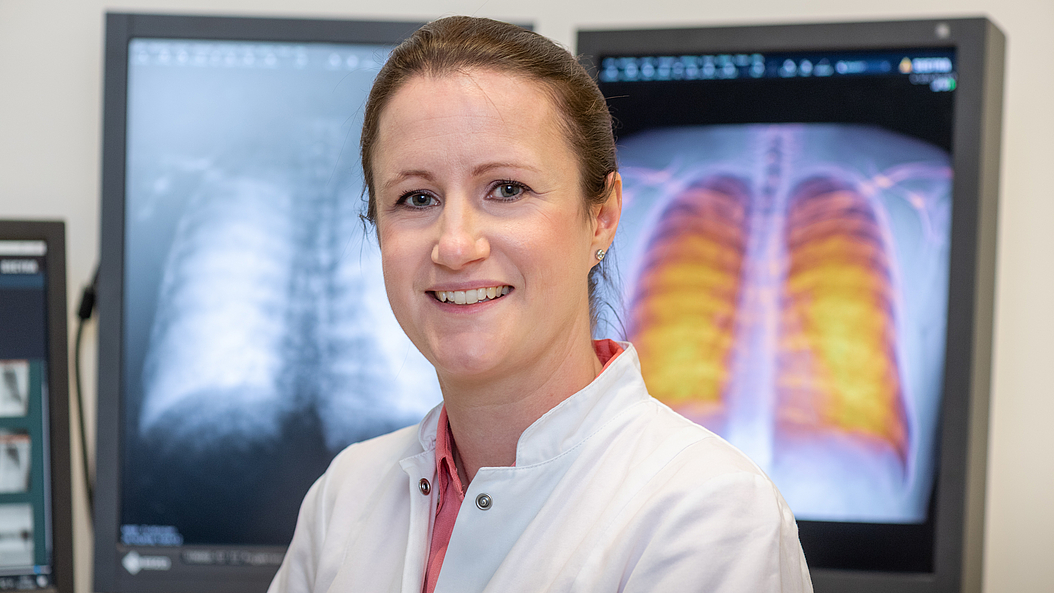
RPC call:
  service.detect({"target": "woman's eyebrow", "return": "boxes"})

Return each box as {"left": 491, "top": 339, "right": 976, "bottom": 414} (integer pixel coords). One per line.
{"left": 383, "top": 170, "right": 435, "bottom": 190}
{"left": 472, "top": 161, "right": 542, "bottom": 176}
{"left": 382, "top": 162, "right": 543, "bottom": 191}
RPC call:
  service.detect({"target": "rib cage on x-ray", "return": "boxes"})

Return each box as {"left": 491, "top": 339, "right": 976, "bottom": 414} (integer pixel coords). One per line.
{"left": 609, "top": 124, "right": 951, "bottom": 523}
{"left": 119, "top": 42, "right": 445, "bottom": 545}
{"left": 139, "top": 121, "right": 441, "bottom": 457}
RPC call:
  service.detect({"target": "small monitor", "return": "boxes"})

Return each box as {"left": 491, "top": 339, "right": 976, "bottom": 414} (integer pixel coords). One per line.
{"left": 578, "top": 17, "right": 1004, "bottom": 592}
{"left": 0, "top": 220, "right": 74, "bottom": 593}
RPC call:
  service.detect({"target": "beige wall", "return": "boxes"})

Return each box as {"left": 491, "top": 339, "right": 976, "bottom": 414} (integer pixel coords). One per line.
{"left": 1, "top": 0, "right": 1051, "bottom": 591}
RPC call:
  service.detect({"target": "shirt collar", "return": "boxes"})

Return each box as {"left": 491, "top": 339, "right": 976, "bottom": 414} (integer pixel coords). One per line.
{"left": 433, "top": 406, "right": 466, "bottom": 496}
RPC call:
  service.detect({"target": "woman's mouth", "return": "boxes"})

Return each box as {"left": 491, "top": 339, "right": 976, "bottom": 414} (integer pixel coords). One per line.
{"left": 432, "top": 285, "right": 511, "bottom": 305}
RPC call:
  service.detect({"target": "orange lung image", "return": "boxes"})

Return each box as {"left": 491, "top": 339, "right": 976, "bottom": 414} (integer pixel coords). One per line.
{"left": 777, "top": 177, "right": 909, "bottom": 466}
{"left": 627, "top": 175, "right": 750, "bottom": 433}
{"left": 614, "top": 124, "right": 951, "bottom": 522}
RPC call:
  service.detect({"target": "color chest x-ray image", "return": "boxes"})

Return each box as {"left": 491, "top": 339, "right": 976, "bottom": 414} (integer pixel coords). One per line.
{"left": 607, "top": 123, "right": 952, "bottom": 523}
{"left": 121, "top": 39, "right": 442, "bottom": 546}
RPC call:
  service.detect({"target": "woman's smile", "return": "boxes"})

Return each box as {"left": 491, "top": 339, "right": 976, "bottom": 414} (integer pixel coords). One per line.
{"left": 431, "top": 285, "right": 512, "bottom": 304}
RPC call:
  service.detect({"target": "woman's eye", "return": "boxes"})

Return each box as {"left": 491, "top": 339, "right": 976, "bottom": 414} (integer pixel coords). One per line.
{"left": 402, "top": 193, "right": 437, "bottom": 208}
{"left": 493, "top": 182, "right": 525, "bottom": 200}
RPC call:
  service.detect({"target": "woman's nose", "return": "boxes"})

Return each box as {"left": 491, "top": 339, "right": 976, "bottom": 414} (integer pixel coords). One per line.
{"left": 431, "top": 200, "right": 490, "bottom": 270}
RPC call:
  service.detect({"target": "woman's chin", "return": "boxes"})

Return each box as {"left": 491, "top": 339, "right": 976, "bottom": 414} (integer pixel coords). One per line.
{"left": 429, "top": 347, "right": 512, "bottom": 389}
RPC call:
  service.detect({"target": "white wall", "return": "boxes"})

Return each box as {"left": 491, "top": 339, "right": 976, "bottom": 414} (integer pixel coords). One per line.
{"left": 1, "top": 0, "right": 1051, "bottom": 591}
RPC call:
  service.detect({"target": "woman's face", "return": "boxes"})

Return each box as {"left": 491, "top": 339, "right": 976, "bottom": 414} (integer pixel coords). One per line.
{"left": 372, "top": 70, "right": 618, "bottom": 386}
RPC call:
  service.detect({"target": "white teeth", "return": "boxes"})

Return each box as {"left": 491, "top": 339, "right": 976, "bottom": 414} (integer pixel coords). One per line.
{"left": 435, "top": 286, "right": 510, "bottom": 305}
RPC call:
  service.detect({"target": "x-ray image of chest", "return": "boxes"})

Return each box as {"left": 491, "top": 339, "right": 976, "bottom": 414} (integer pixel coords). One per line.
{"left": 137, "top": 152, "right": 441, "bottom": 456}
{"left": 121, "top": 46, "right": 442, "bottom": 545}
{"left": 125, "top": 125, "right": 442, "bottom": 545}
{"left": 605, "top": 124, "right": 951, "bottom": 523}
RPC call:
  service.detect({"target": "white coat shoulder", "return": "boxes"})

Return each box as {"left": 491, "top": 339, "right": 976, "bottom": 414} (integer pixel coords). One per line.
{"left": 611, "top": 400, "right": 813, "bottom": 592}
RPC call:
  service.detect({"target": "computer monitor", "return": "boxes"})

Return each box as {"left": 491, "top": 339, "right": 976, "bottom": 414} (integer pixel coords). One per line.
{"left": 94, "top": 13, "right": 437, "bottom": 593}
{"left": 578, "top": 17, "right": 1003, "bottom": 592}
{"left": 0, "top": 220, "right": 74, "bottom": 593}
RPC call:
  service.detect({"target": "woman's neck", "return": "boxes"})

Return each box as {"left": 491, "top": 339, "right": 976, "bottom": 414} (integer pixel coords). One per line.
{"left": 440, "top": 334, "right": 602, "bottom": 483}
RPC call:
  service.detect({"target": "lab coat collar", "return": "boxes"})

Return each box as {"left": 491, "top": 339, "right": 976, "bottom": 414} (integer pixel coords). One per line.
{"left": 516, "top": 341, "right": 647, "bottom": 466}
{"left": 413, "top": 341, "right": 648, "bottom": 468}
{"left": 416, "top": 403, "right": 444, "bottom": 454}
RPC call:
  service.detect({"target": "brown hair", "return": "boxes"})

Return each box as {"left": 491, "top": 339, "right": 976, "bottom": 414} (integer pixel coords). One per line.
{"left": 360, "top": 16, "right": 618, "bottom": 327}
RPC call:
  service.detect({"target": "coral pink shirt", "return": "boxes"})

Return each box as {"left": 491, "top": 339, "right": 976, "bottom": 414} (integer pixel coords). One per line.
{"left": 422, "top": 339, "right": 625, "bottom": 593}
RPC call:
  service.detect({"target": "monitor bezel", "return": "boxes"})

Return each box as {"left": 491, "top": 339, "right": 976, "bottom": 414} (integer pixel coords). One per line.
{"left": 95, "top": 12, "right": 429, "bottom": 593}
{"left": 577, "top": 17, "right": 1005, "bottom": 593}
{"left": 0, "top": 219, "right": 73, "bottom": 593}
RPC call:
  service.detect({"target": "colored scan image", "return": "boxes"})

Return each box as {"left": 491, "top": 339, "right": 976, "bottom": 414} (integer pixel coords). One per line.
{"left": 605, "top": 124, "right": 951, "bottom": 523}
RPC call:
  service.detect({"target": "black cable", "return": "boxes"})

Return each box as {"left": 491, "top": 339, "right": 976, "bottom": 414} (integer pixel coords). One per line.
{"left": 73, "top": 268, "right": 98, "bottom": 516}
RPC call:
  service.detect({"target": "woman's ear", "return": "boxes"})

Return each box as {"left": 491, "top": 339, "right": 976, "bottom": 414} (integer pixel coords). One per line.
{"left": 592, "top": 172, "right": 623, "bottom": 252}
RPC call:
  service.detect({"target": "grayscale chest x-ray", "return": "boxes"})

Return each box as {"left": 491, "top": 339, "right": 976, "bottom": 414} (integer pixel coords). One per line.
{"left": 122, "top": 40, "right": 441, "bottom": 545}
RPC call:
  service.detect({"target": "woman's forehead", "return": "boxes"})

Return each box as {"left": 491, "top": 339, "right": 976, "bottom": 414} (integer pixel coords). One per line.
{"left": 385, "top": 70, "right": 555, "bottom": 130}
{"left": 373, "top": 70, "right": 571, "bottom": 176}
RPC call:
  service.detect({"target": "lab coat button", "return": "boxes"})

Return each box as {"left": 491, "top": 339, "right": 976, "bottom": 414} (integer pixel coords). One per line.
{"left": 475, "top": 493, "right": 492, "bottom": 510}
{"left": 418, "top": 478, "right": 431, "bottom": 495}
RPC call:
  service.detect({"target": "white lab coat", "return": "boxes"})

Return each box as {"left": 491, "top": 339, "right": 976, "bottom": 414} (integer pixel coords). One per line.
{"left": 269, "top": 343, "right": 813, "bottom": 593}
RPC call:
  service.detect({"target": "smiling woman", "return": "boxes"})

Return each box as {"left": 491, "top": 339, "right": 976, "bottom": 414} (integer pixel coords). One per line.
{"left": 373, "top": 70, "right": 610, "bottom": 413}
{"left": 269, "top": 16, "right": 813, "bottom": 593}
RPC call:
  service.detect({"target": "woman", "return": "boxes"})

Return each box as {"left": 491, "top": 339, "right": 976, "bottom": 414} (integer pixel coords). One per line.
{"left": 270, "top": 16, "right": 812, "bottom": 593}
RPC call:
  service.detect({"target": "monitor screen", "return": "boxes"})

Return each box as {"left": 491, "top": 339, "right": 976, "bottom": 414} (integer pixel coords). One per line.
{"left": 121, "top": 35, "right": 442, "bottom": 547}
{"left": 96, "top": 14, "right": 435, "bottom": 592}
{"left": 578, "top": 17, "right": 1004, "bottom": 587}
{"left": 597, "top": 48, "right": 955, "bottom": 527}
{"left": 0, "top": 221, "right": 73, "bottom": 593}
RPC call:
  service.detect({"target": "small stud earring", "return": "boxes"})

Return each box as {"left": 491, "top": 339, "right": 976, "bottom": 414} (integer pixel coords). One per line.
{"left": 595, "top": 248, "right": 606, "bottom": 261}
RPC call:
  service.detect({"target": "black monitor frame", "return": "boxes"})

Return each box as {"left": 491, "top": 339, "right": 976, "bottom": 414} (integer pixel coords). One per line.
{"left": 0, "top": 220, "right": 73, "bottom": 593}
{"left": 577, "top": 17, "right": 1004, "bottom": 593}
{"left": 95, "top": 13, "right": 428, "bottom": 593}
